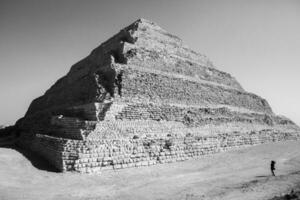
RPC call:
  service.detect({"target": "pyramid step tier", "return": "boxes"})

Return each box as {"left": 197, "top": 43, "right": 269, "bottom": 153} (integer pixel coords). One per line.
{"left": 46, "top": 102, "right": 296, "bottom": 140}
{"left": 119, "top": 66, "right": 272, "bottom": 114}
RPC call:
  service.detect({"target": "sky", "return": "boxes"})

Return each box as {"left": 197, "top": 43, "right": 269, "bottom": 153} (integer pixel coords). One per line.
{"left": 0, "top": 0, "right": 300, "bottom": 126}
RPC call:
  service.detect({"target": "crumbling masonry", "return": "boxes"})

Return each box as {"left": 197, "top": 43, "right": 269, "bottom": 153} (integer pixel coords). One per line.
{"left": 16, "top": 19, "right": 300, "bottom": 173}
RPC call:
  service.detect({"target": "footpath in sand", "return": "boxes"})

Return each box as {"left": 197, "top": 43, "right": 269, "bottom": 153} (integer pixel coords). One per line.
{"left": 0, "top": 141, "right": 299, "bottom": 200}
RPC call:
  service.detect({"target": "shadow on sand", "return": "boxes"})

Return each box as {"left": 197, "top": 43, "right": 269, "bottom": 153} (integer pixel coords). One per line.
{"left": 255, "top": 175, "right": 269, "bottom": 178}
{"left": 1, "top": 127, "right": 59, "bottom": 172}
{"left": 1, "top": 143, "right": 60, "bottom": 173}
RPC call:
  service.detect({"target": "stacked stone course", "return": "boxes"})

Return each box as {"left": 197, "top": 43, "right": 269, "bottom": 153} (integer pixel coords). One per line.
{"left": 119, "top": 66, "right": 272, "bottom": 113}
{"left": 30, "top": 130, "right": 299, "bottom": 173}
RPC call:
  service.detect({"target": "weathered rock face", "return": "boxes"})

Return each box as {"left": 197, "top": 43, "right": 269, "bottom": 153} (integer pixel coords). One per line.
{"left": 16, "top": 19, "right": 300, "bottom": 172}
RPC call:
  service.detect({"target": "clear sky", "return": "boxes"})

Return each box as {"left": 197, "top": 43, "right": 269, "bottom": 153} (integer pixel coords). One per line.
{"left": 0, "top": 0, "right": 300, "bottom": 126}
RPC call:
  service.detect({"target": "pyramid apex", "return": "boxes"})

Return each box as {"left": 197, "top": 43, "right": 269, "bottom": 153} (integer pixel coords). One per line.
{"left": 126, "top": 18, "right": 160, "bottom": 29}
{"left": 135, "top": 18, "right": 155, "bottom": 24}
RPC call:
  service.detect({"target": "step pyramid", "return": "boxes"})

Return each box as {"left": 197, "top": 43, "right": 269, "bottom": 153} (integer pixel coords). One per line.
{"left": 16, "top": 18, "right": 300, "bottom": 173}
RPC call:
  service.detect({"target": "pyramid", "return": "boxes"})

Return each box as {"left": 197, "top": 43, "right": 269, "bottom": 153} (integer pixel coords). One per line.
{"left": 16, "top": 19, "right": 300, "bottom": 172}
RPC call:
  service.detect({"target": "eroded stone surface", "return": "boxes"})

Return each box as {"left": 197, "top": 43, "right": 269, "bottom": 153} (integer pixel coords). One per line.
{"left": 16, "top": 18, "right": 300, "bottom": 172}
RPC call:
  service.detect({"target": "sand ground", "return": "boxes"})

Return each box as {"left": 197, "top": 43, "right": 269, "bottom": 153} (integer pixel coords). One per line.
{"left": 0, "top": 141, "right": 300, "bottom": 200}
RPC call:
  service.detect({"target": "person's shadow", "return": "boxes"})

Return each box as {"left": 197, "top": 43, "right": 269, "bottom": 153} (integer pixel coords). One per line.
{"left": 255, "top": 175, "right": 269, "bottom": 178}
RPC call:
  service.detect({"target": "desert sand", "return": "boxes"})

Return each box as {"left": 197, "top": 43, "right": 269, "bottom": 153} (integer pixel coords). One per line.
{"left": 0, "top": 141, "right": 299, "bottom": 200}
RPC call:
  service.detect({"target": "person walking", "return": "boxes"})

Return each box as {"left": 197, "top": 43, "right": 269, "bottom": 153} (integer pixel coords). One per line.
{"left": 270, "top": 160, "right": 276, "bottom": 176}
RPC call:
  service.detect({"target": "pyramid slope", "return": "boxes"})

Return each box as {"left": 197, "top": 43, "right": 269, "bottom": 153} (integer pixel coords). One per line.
{"left": 15, "top": 19, "right": 300, "bottom": 172}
